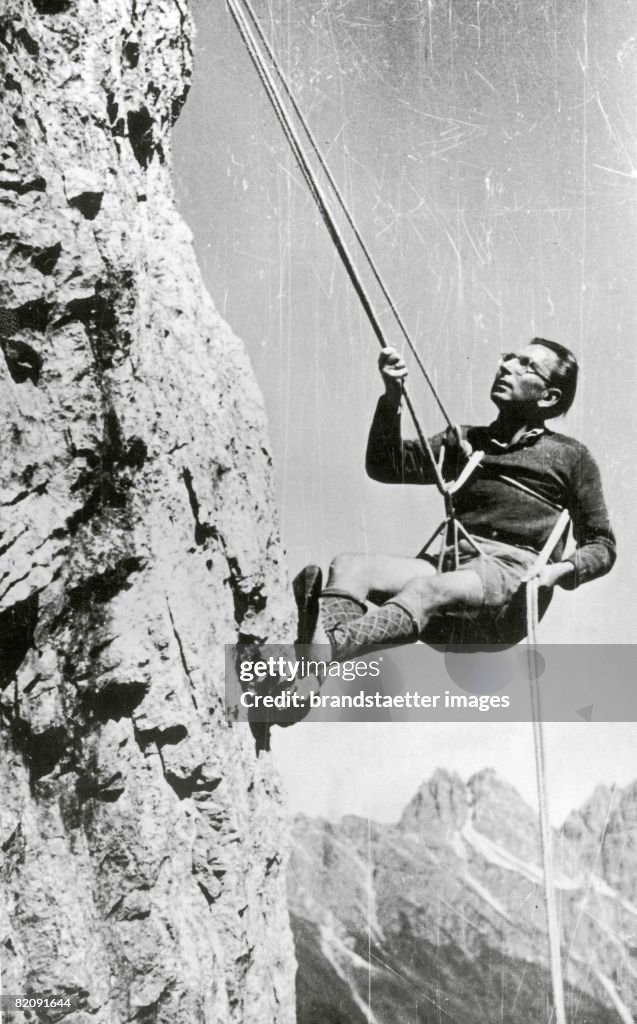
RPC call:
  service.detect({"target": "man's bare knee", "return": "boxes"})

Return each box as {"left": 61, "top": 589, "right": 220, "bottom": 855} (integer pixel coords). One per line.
{"left": 328, "top": 553, "right": 440, "bottom": 603}
{"left": 330, "top": 552, "right": 366, "bottom": 575}
{"left": 327, "top": 553, "right": 369, "bottom": 593}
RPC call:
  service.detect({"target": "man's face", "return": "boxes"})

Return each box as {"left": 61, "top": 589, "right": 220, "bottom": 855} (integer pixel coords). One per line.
{"left": 490, "top": 343, "right": 560, "bottom": 412}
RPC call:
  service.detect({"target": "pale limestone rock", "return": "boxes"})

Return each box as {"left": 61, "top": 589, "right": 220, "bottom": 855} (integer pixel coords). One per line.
{"left": 0, "top": 2, "right": 296, "bottom": 1021}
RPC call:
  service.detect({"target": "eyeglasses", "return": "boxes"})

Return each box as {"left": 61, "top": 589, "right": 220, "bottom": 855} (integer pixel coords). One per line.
{"left": 498, "top": 352, "right": 553, "bottom": 386}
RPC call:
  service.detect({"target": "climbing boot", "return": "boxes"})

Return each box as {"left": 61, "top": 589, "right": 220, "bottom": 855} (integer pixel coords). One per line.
{"left": 292, "top": 564, "right": 323, "bottom": 645}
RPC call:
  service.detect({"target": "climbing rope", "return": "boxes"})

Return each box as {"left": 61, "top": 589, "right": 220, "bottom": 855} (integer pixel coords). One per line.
{"left": 525, "top": 507, "right": 571, "bottom": 1024}
{"left": 227, "top": 0, "right": 385, "bottom": 345}
{"left": 527, "top": 584, "right": 567, "bottom": 1024}
{"left": 227, "top": 0, "right": 569, "bottom": 568}
{"left": 226, "top": 0, "right": 483, "bottom": 554}
{"left": 225, "top": 0, "right": 458, "bottom": 500}
{"left": 236, "top": 0, "right": 453, "bottom": 428}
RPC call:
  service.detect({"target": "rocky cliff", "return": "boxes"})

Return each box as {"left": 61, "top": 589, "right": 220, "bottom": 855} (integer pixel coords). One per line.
{"left": 0, "top": 2, "right": 296, "bottom": 1022}
{"left": 289, "top": 770, "right": 637, "bottom": 1024}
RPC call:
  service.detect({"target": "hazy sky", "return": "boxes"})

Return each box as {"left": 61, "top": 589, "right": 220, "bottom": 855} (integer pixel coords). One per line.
{"left": 173, "top": 0, "right": 637, "bottom": 823}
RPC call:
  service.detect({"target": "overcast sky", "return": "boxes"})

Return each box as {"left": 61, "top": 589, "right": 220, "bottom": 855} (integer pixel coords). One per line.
{"left": 174, "top": 0, "right": 637, "bottom": 824}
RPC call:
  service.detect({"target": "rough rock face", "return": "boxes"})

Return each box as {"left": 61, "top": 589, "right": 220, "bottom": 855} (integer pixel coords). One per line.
{"left": 289, "top": 769, "right": 637, "bottom": 1024}
{"left": 0, "top": 2, "right": 296, "bottom": 1021}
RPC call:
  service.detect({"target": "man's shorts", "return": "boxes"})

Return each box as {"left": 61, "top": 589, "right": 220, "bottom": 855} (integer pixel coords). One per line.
{"left": 423, "top": 537, "right": 539, "bottom": 609}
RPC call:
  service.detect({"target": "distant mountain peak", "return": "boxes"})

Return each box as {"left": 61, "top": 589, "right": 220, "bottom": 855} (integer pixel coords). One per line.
{"left": 468, "top": 766, "right": 526, "bottom": 800}
{"left": 399, "top": 768, "right": 468, "bottom": 832}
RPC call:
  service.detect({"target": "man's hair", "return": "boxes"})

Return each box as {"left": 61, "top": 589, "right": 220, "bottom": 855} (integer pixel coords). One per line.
{"left": 530, "top": 337, "right": 578, "bottom": 416}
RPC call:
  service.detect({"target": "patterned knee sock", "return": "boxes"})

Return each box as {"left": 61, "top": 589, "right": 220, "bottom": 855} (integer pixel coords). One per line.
{"left": 320, "top": 591, "right": 367, "bottom": 633}
{"left": 329, "top": 601, "right": 417, "bottom": 659}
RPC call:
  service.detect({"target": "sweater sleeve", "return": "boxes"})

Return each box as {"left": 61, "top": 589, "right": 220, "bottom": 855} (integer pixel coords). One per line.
{"left": 562, "top": 444, "right": 616, "bottom": 588}
{"left": 365, "top": 395, "right": 445, "bottom": 485}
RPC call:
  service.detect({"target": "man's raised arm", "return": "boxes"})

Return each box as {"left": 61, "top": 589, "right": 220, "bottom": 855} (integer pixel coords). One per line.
{"left": 365, "top": 347, "right": 442, "bottom": 484}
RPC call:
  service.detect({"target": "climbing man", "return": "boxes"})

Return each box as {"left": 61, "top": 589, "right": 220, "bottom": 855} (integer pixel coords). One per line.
{"left": 295, "top": 338, "right": 616, "bottom": 657}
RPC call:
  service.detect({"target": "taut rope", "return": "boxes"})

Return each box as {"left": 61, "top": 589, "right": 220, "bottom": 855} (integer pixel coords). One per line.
{"left": 225, "top": 0, "right": 456, "bottom": 501}
{"left": 236, "top": 0, "right": 454, "bottom": 428}
{"left": 525, "top": 508, "right": 571, "bottom": 1024}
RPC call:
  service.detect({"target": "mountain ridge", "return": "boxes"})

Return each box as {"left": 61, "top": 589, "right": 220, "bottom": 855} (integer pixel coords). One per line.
{"left": 289, "top": 769, "right": 636, "bottom": 1024}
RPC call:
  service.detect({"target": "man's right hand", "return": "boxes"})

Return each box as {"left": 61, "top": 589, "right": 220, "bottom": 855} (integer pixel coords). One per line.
{"left": 379, "top": 346, "right": 407, "bottom": 400}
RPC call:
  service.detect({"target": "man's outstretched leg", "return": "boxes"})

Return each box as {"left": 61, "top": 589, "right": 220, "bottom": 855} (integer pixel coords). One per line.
{"left": 315, "top": 552, "right": 484, "bottom": 659}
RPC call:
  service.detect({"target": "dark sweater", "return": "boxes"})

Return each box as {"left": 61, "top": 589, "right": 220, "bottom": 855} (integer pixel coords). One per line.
{"left": 366, "top": 395, "right": 616, "bottom": 589}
